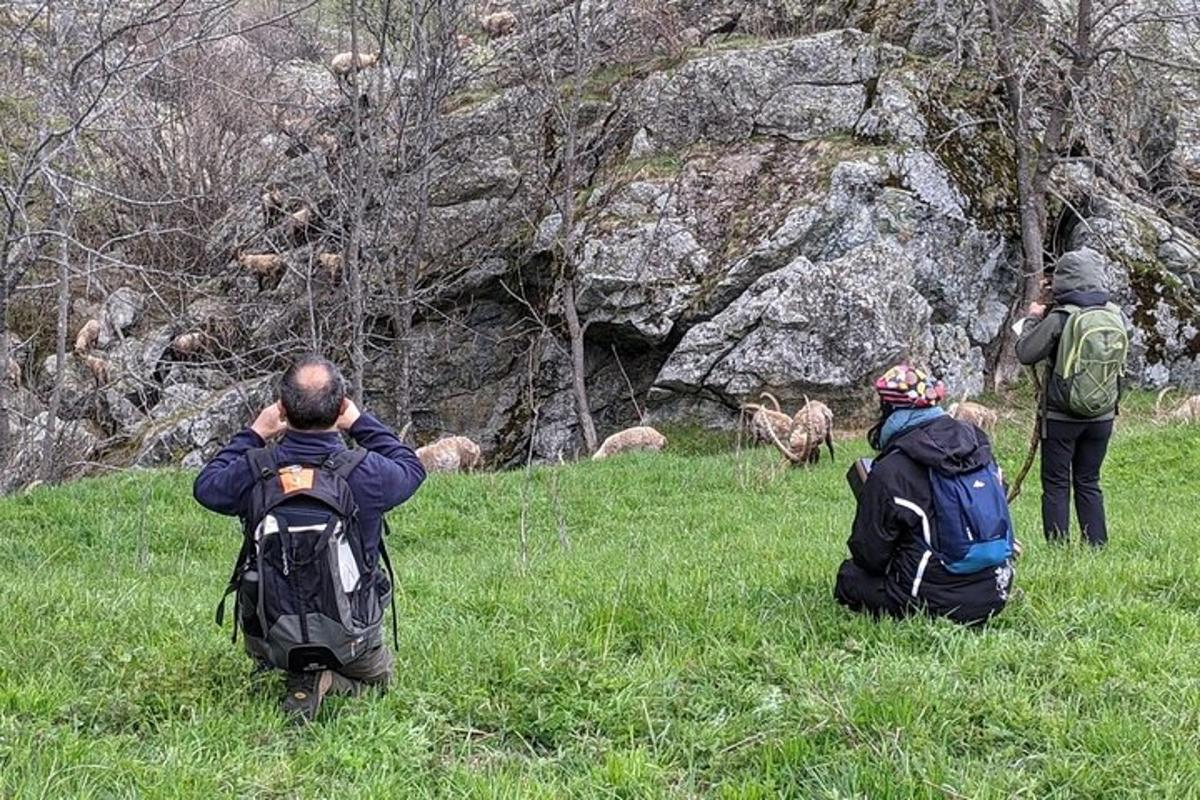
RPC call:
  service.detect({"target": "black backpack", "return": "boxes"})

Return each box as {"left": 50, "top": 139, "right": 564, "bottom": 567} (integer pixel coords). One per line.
{"left": 215, "top": 446, "right": 398, "bottom": 673}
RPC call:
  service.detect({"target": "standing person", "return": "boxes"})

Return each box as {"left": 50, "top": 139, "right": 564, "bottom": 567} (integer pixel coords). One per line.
{"left": 834, "top": 364, "right": 1016, "bottom": 625}
{"left": 1015, "top": 248, "right": 1129, "bottom": 547}
{"left": 194, "top": 354, "right": 425, "bottom": 722}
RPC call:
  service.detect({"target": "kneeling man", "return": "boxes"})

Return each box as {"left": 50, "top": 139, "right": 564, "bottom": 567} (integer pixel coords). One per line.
{"left": 194, "top": 355, "right": 425, "bottom": 721}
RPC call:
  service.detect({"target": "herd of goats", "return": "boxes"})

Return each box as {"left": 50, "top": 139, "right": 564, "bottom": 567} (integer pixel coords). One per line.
{"left": 16, "top": 301, "right": 1200, "bottom": 477}
{"left": 31, "top": 25, "right": 1200, "bottom": 478}
{"left": 407, "top": 389, "right": 1200, "bottom": 474}
{"left": 54, "top": 296, "right": 1200, "bottom": 476}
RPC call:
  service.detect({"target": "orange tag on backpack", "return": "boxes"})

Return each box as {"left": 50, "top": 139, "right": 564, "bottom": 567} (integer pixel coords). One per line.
{"left": 278, "top": 466, "right": 315, "bottom": 494}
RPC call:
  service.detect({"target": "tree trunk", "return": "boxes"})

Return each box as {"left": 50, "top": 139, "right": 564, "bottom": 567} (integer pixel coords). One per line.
{"left": 345, "top": 1, "right": 368, "bottom": 402}
{"left": 557, "top": 0, "right": 598, "bottom": 454}
{"left": 561, "top": 279, "right": 597, "bottom": 452}
{"left": 0, "top": 260, "right": 10, "bottom": 468}
{"left": 43, "top": 227, "right": 71, "bottom": 481}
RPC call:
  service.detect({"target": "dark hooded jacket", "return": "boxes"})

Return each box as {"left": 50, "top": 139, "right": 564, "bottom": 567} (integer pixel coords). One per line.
{"left": 848, "top": 415, "right": 1014, "bottom": 623}
{"left": 1015, "top": 247, "right": 1126, "bottom": 421}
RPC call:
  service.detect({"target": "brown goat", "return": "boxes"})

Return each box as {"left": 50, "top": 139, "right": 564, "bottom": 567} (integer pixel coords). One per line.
{"left": 261, "top": 188, "right": 286, "bottom": 225}
{"left": 73, "top": 319, "right": 101, "bottom": 354}
{"left": 479, "top": 10, "right": 517, "bottom": 39}
{"left": 238, "top": 253, "right": 287, "bottom": 288}
{"left": 592, "top": 426, "right": 667, "bottom": 460}
{"left": 1156, "top": 387, "right": 1200, "bottom": 423}
{"left": 330, "top": 51, "right": 380, "bottom": 78}
{"left": 81, "top": 353, "right": 109, "bottom": 384}
{"left": 949, "top": 398, "right": 999, "bottom": 434}
{"left": 171, "top": 331, "right": 206, "bottom": 357}
{"left": 416, "top": 435, "right": 483, "bottom": 473}
{"left": 768, "top": 397, "right": 835, "bottom": 466}
{"left": 741, "top": 391, "right": 792, "bottom": 446}
{"left": 316, "top": 252, "right": 343, "bottom": 279}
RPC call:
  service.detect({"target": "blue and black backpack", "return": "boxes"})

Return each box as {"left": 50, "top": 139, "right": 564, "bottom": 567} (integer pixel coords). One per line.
{"left": 928, "top": 462, "right": 1014, "bottom": 574}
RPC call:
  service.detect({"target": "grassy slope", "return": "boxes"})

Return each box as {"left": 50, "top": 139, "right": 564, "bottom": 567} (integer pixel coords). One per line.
{"left": 1, "top": 406, "right": 1199, "bottom": 798}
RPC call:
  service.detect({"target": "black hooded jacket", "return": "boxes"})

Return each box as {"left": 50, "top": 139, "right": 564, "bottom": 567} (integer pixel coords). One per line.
{"left": 849, "top": 415, "right": 1014, "bottom": 623}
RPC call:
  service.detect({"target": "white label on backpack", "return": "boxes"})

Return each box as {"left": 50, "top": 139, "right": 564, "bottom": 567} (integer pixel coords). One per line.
{"left": 335, "top": 523, "right": 360, "bottom": 593}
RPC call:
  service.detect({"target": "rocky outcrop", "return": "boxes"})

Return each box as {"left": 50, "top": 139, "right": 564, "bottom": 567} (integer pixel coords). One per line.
{"left": 134, "top": 377, "right": 274, "bottom": 468}
{"left": 6, "top": 15, "right": 1198, "bottom": 487}
{"left": 1057, "top": 164, "right": 1200, "bottom": 388}
{"left": 632, "top": 29, "right": 899, "bottom": 155}
{"left": 0, "top": 412, "right": 101, "bottom": 495}
{"left": 654, "top": 243, "right": 934, "bottom": 411}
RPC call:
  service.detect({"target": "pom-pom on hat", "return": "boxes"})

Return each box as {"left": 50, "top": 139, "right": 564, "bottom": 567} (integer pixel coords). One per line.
{"left": 874, "top": 363, "right": 946, "bottom": 409}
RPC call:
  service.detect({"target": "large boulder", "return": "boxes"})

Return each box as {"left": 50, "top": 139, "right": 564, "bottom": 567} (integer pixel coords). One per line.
{"left": 1058, "top": 165, "right": 1200, "bottom": 388}
{"left": 632, "top": 29, "right": 901, "bottom": 155}
{"left": 133, "top": 376, "right": 273, "bottom": 466}
{"left": 638, "top": 149, "right": 1011, "bottom": 421}
{"left": 98, "top": 287, "right": 146, "bottom": 348}
{"left": 650, "top": 242, "right": 934, "bottom": 418}
{"left": 1, "top": 412, "right": 102, "bottom": 494}
{"left": 575, "top": 188, "right": 711, "bottom": 343}
{"left": 36, "top": 355, "right": 101, "bottom": 421}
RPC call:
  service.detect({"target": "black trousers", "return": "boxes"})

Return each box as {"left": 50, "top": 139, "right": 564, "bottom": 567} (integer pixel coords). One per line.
{"left": 1040, "top": 418, "right": 1114, "bottom": 546}
{"left": 834, "top": 560, "right": 900, "bottom": 618}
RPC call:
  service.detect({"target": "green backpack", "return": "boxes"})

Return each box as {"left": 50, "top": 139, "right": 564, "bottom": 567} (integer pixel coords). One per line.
{"left": 1052, "top": 303, "right": 1129, "bottom": 418}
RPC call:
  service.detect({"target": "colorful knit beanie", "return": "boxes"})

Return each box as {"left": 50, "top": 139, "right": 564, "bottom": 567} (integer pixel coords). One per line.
{"left": 873, "top": 363, "right": 946, "bottom": 409}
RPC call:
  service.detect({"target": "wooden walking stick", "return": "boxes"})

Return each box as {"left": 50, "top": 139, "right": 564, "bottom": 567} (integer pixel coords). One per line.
{"left": 1006, "top": 368, "right": 1043, "bottom": 504}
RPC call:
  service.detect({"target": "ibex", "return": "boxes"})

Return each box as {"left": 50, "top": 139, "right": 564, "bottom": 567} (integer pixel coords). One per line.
{"left": 768, "top": 397, "right": 835, "bottom": 466}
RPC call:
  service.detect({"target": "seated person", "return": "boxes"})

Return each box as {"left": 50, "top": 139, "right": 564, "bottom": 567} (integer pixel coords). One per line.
{"left": 834, "top": 364, "right": 1016, "bottom": 625}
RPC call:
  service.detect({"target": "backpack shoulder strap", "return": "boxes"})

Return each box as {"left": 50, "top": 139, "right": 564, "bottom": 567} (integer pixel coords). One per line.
{"left": 379, "top": 520, "right": 399, "bottom": 649}
{"left": 324, "top": 447, "right": 369, "bottom": 481}
{"left": 215, "top": 444, "right": 278, "bottom": 639}
{"left": 246, "top": 444, "right": 279, "bottom": 480}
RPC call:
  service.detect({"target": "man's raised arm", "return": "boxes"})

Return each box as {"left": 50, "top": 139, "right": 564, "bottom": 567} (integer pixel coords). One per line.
{"left": 339, "top": 402, "right": 426, "bottom": 510}
{"left": 193, "top": 402, "right": 286, "bottom": 516}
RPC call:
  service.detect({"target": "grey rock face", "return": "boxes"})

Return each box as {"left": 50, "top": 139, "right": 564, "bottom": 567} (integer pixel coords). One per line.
{"left": 645, "top": 143, "right": 1015, "bottom": 421}
{"left": 36, "top": 355, "right": 99, "bottom": 421}
{"left": 652, "top": 242, "right": 935, "bottom": 416}
{"left": 134, "top": 377, "right": 273, "bottom": 466}
{"left": 576, "top": 216, "right": 710, "bottom": 343}
{"left": 1, "top": 412, "right": 101, "bottom": 494}
{"left": 1058, "top": 166, "right": 1200, "bottom": 388}
{"left": 633, "top": 30, "right": 899, "bottom": 155}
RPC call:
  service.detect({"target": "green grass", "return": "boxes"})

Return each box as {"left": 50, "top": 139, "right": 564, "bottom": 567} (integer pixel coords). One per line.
{"left": 2, "top": 403, "right": 1199, "bottom": 797}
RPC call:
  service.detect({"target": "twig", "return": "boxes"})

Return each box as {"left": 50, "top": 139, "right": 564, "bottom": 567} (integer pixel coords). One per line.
{"left": 518, "top": 342, "right": 541, "bottom": 571}
{"left": 548, "top": 462, "right": 570, "bottom": 552}
{"left": 610, "top": 343, "right": 644, "bottom": 423}
{"left": 1007, "top": 370, "right": 1044, "bottom": 504}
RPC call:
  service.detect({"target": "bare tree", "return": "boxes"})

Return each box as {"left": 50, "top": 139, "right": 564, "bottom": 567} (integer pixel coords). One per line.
{"left": 983, "top": 0, "right": 1199, "bottom": 382}
{"left": 0, "top": 1, "right": 314, "bottom": 483}
{"left": 517, "top": 0, "right": 604, "bottom": 454}
{"left": 986, "top": 0, "right": 1096, "bottom": 308}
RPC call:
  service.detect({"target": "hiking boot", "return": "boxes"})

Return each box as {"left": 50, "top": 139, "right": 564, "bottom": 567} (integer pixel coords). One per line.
{"left": 281, "top": 670, "right": 333, "bottom": 724}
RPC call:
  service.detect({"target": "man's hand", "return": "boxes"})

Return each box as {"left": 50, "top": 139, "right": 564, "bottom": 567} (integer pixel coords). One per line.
{"left": 1027, "top": 301, "right": 1047, "bottom": 320}
{"left": 336, "top": 398, "right": 362, "bottom": 432}
{"left": 251, "top": 401, "right": 288, "bottom": 440}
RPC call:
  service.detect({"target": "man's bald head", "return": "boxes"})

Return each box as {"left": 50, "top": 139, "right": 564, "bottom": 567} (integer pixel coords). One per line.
{"left": 279, "top": 354, "right": 346, "bottom": 431}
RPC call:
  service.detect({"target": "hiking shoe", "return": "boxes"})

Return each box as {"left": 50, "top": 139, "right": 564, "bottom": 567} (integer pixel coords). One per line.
{"left": 281, "top": 670, "right": 333, "bottom": 723}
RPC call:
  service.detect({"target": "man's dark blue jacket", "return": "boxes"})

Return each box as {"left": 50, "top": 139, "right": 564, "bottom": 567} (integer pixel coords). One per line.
{"left": 193, "top": 413, "right": 426, "bottom": 568}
